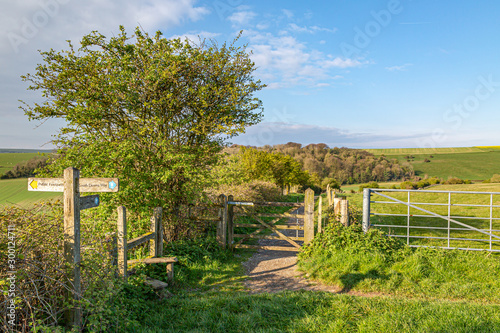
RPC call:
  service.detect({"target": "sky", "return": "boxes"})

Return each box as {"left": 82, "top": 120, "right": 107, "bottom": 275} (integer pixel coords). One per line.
{"left": 1, "top": 0, "right": 500, "bottom": 149}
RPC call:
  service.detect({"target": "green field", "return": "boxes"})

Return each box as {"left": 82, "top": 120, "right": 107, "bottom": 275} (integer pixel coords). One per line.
{"left": 344, "top": 183, "right": 500, "bottom": 251}
{"left": 0, "top": 178, "right": 61, "bottom": 207}
{"left": 0, "top": 152, "right": 40, "bottom": 174}
{"left": 365, "top": 146, "right": 495, "bottom": 155}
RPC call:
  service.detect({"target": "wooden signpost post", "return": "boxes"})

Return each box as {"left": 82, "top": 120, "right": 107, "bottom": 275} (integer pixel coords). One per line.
{"left": 28, "top": 167, "right": 119, "bottom": 329}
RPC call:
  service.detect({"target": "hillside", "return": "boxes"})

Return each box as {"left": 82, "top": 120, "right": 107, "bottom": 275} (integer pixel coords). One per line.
{"left": 366, "top": 147, "right": 500, "bottom": 180}
{"left": 227, "top": 143, "right": 414, "bottom": 185}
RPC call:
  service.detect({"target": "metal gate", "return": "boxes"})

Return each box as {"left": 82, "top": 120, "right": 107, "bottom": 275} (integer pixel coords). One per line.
{"left": 362, "top": 188, "right": 500, "bottom": 252}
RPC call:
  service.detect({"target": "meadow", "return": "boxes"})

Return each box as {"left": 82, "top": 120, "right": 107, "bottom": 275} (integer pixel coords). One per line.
{"left": 365, "top": 146, "right": 500, "bottom": 180}
{"left": 0, "top": 152, "right": 40, "bottom": 175}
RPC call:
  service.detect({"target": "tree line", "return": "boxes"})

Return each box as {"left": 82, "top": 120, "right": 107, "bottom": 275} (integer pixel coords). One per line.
{"left": 227, "top": 142, "right": 414, "bottom": 187}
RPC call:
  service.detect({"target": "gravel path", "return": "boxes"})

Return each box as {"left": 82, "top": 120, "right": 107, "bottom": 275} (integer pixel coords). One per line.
{"left": 241, "top": 206, "right": 383, "bottom": 297}
{"left": 242, "top": 206, "right": 338, "bottom": 294}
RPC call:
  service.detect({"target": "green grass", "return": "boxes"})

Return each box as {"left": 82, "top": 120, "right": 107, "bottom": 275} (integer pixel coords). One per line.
{"left": 0, "top": 178, "right": 61, "bottom": 207}
{"left": 390, "top": 151, "right": 500, "bottom": 180}
{"left": 136, "top": 291, "right": 500, "bottom": 333}
{"left": 344, "top": 183, "right": 500, "bottom": 251}
{"left": 0, "top": 152, "right": 40, "bottom": 174}
{"left": 365, "top": 147, "right": 489, "bottom": 155}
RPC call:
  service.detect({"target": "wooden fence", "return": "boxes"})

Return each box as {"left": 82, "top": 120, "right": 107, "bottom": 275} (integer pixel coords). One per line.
{"left": 116, "top": 206, "right": 177, "bottom": 282}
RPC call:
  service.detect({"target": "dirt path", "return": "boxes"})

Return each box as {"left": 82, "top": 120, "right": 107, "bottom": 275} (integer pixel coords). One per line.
{"left": 242, "top": 206, "right": 338, "bottom": 294}
{"left": 241, "top": 206, "right": 384, "bottom": 297}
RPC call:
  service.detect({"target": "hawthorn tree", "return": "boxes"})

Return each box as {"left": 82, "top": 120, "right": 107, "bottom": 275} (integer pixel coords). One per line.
{"left": 21, "top": 26, "right": 265, "bottom": 224}
{"left": 238, "top": 147, "right": 309, "bottom": 191}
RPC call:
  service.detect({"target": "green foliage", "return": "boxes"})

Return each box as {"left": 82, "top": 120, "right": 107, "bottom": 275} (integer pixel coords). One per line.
{"left": 358, "top": 181, "right": 380, "bottom": 192}
{"left": 299, "top": 223, "right": 406, "bottom": 261}
{"left": 226, "top": 144, "right": 413, "bottom": 186}
{"left": 21, "top": 26, "right": 265, "bottom": 225}
{"left": 298, "top": 215, "right": 500, "bottom": 303}
{"left": 0, "top": 201, "right": 157, "bottom": 331}
{"left": 443, "top": 177, "right": 472, "bottom": 185}
{"left": 237, "top": 147, "right": 310, "bottom": 189}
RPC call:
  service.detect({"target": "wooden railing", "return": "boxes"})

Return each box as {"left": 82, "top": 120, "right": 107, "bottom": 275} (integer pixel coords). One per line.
{"left": 116, "top": 207, "right": 177, "bottom": 282}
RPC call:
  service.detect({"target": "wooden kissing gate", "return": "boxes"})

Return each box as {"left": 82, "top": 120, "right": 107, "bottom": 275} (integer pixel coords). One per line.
{"left": 217, "top": 188, "right": 316, "bottom": 251}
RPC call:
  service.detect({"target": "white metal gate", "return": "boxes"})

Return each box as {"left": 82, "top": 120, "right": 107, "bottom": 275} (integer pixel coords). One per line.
{"left": 362, "top": 188, "right": 500, "bottom": 252}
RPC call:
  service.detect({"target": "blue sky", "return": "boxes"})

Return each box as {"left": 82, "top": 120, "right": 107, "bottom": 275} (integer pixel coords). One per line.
{"left": 1, "top": 0, "right": 499, "bottom": 149}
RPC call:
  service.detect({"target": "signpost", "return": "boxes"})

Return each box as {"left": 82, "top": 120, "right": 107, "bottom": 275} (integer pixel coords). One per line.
{"left": 28, "top": 168, "right": 119, "bottom": 329}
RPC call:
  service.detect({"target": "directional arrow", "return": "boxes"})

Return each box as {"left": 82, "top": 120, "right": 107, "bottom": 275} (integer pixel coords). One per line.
{"left": 80, "top": 195, "right": 100, "bottom": 210}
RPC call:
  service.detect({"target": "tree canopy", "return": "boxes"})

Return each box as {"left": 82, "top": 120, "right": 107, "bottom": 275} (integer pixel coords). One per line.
{"left": 21, "top": 26, "right": 265, "bottom": 217}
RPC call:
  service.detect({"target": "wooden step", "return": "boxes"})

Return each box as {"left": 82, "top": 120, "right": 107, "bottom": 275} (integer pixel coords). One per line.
{"left": 128, "top": 257, "right": 178, "bottom": 282}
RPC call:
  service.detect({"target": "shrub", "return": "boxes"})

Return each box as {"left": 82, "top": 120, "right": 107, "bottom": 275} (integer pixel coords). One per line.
{"left": 400, "top": 181, "right": 416, "bottom": 189}
{"left": 299, "top": 221, "right": 406, "bottom": 261}
{"left": 358, "top": 182, "right": 380, "bottom": 192}
{"left": 443, "top": 177, "right": 471, "bottom": 185}
{"left": 489, "top": 174, "right": 500, "bottom": 183}
{"left": 206, "top": 180, "right": 282, "bottom": 202}
{"left": 0, "top": 202, "right": 151, "bottom": 332}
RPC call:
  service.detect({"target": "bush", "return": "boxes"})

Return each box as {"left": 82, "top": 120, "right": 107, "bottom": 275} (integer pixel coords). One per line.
{"left": 400, "top": 181, "right": 416, "bottom": 189}
{"left": 358, "top": 182, "right": 380, "bottom": 192}
{"left": 443, "top": 177, "right": 471, "bottom": 185}
{"left": 206, "top": 180, "right": 283, "bottom": 202}
{"left": 0, "top": 202, "right": 152, "bottom": 332}
{"left": 489, "top": 174, "right": 500, "bottom": 183}
{"left": 299, "top": 222, "right": 406, "bottom": 261}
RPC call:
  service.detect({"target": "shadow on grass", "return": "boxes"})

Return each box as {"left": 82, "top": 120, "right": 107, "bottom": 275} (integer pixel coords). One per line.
{"left": 339, "top": 269, "right": 388, "bottom": 293}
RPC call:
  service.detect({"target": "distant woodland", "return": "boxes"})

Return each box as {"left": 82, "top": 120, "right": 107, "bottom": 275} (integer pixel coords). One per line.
{"left": 227, "top": 142, "right": 414, "bottom": 185}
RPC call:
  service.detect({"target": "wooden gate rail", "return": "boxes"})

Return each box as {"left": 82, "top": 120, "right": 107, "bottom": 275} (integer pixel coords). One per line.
{"left": 116, "top": 206, "right": 178, "bottom": 282}
{"left": 217, "top": 188, "right": 316, "bottom": 251}
{"left": 233, "top": 206, "right": 298, "bottom": 247}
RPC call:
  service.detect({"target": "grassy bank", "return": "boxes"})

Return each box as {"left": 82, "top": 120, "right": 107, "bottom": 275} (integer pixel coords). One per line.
{"left": 137, "top": 291, "right": 500, "bottom": 333}
{"left": 298, "top": 222, "right": 500, "bottom": 304}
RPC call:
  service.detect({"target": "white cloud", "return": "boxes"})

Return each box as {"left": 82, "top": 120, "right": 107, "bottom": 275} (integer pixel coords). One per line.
{"left": 228, "top": 6, "right": 256, "bottom": 27}
{"left": 245, "top": 30, "right": 366, "bottom": 88}
{"left": 385, "top": 63, "right": 413, "bottom": 71}
{"left": 0, "top": 0, "right": 211, "bottom": 148}
{"left": 322, "top": 57, "right": 366, "bottom": 69}
{"left": 169, "top": 31, "right": 220, "bottom": 42}
{"left": 289, "top": 23, "right": 337, "bottom": 34}
{"left": 282, "top": 9, "right": 294, "bottom": 19}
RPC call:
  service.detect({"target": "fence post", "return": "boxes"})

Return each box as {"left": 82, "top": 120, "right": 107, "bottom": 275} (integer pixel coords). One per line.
{"left": 156, "top": 207, "right": 163, "bottom": 257}
{"left": 333, "top": 194, "right": 341, "bottom": 219}
{"left": 63, "top": 167, "right": 81, "bottom": 329}
{"left": 150, "top": 207, "right": 162, "bottom": 257}
{"left": 362, "top": 188, "right": 371, "bottom": 233}
{"left": 304, "top": 188, "right": 315, "bottom": 244}
{"left": 326, "top": 184, "right": 331, "bottom": 206}
{"left": 218, "top": 194, "right": 228, "bottom": 249}
{"left": 317, "top": 195, "right": 323, "bottom": 233}
{"left": 340, "top": 198, "right": 349, "bottom": 227}
{"left": 227, "top": 195, "right": 234, "bottom": 250}
{"left": 117, "top": 206, "right": 127, "bottom": 280}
